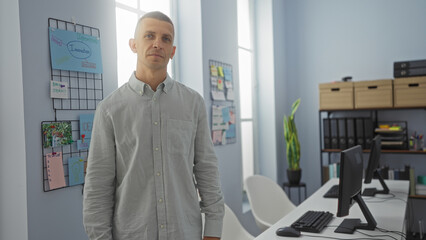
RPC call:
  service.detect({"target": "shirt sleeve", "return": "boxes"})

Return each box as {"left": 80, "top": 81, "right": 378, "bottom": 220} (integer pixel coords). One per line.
{"left": 83, "top": 104, "right": 116, "bottom": 240}
{"left": 193, "top": 97, "right": 225, "bottom": 238}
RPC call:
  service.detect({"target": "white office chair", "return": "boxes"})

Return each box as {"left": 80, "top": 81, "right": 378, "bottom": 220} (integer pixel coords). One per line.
{"left": 222, "top": 204, "right": 254, "bottom": 240}
{"left": 244, "top": 175, "right": 296, "bottom": 231}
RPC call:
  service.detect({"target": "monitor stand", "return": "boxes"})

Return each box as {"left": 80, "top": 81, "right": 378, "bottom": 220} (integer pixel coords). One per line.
{"left": 335, "top": 193, "right": 377, "bottom": 234}
{"left": 362, "top": 170, "right": 390, "bottom": 196}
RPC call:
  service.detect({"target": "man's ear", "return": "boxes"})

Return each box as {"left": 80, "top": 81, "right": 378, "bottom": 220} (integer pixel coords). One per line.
{"left": 170, "top": 46, "right": 176, "bottom": 59}
{"left": 129, "top": 39, "right": 137, "bottom": 53}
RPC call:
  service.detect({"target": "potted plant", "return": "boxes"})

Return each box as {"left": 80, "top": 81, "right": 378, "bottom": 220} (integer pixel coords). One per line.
{"left": 283, "top": 98, "right": 301, "bottom": 185}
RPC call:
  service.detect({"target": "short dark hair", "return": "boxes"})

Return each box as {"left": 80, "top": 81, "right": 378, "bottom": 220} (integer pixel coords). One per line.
{"left": 134, "top": 11, "right": 175, "bottom": 38}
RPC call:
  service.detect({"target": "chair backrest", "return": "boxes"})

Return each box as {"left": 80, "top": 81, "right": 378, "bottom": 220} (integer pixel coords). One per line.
{"left": 244, "top": 175, "right": 296, "bottom": 231}
{"left": 222, "top": 204, "right": 254, "bottom": 240}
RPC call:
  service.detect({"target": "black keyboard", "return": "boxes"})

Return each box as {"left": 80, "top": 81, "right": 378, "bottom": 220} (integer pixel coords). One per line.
{"left": 291, "top": 210, "right": 333, "bottom": 233}
{"left": 323, "top": 184, "right": 339, "bottom": 198}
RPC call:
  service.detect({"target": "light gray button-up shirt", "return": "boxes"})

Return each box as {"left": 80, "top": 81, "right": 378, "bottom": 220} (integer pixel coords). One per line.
{"left": 83, "top": 73, "right": 224, "bottom": 240}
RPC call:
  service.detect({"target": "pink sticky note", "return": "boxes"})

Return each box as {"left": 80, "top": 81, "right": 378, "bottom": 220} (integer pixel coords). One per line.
{"left": 46, "top": 152, "right": 66, "bottom": 190}
{"left": 229, "top": 110, "right": 236, "bottom": 124}
{"left": 212, "top": 131, "right": 223, "bottom": 145}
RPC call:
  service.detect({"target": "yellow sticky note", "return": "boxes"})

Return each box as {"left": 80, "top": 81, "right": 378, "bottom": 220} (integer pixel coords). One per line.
{"left": 217, "top": 66, "right": 224, "bottom": 77}
{"left": 210, "top": 65, "right": 218, "bottom": 76}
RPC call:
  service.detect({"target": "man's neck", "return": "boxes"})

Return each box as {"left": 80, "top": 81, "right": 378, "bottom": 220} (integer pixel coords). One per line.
{"left": 135, "top": 68, "right": 167, "bottom": 91}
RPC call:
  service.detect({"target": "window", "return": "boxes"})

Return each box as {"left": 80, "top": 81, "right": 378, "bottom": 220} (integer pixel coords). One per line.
{"left": 115, "top": 0, "right": 173, "bottom": 87}
{"left": 237, "top": 0, "right": 256, "bottom": 185}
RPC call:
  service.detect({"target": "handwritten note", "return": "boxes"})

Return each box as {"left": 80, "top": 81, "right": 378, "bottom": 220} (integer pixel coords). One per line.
{"left": 77, "top": 139, "right": 90, "bottom": 150}
{"left": 211, "top": 90, "right": 226, "bottom": 101}
{"left": 49, "top": 27, "right": 103, "bottom": 74}
{"left": 80, "top": 114, "right": 94, "bottom": 138}
{"left": 217, "top": 66, "right": 224, "bottom": 77}
{"left": 51, "top": 80, "right": 69, "bottom": 99}
{"left": 211, "top": 77, "right": 218, "bottom": 86}
{"left": 68, "top": 156, "right": 85, "bottom": 186}
{"left": 217, "top": 78, "right": 224, "bottom": 90}
{"left": 224, "top": 67, "right": 232, "bottom": 81}
{"left": 226, "top": 124, "right": 236, "bottom": 138}
{"left": 229, "top": 110, "right": 236, "bottom": 124}
{"left": 46, "top": 152, "right": 66, "bottom": 190}
{"left": 222, "top": 107, "right": 231, "bottom": 123}
{"left": 210, "top": 65, "right": 218, "bottom": 76}
{"left": 226, "top": 89, "right": 235, "bottom": 101}
{"left": 212, "top": 131, "right": 222, "bottom": 145}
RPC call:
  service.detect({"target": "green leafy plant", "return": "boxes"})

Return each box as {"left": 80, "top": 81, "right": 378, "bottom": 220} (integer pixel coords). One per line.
{"left": 283, "top": 98, "right": 301, "bottom": 170}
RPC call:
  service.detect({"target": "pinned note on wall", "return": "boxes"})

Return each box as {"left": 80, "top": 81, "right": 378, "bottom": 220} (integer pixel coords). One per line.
{"left": 209, "top": 60, "right": 236, "bottom": 145}
{"left": 51, "top": 80, "right": 69, "bottom": 99}
{"left": 68, "top": 156, "right": 85, "bottom": 186}
{"left": 210, "top": 65, "right": 218, "bottom": 76}
{"left": 46, "top": 152, "right": 66, "bottom": 190}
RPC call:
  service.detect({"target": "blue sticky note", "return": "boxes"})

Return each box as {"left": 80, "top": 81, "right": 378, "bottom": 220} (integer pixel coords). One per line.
{"left": 49, "top": 27, "right": 103, "bottom": 73}
{"left": 68, "top": 157, "right": 85, "bottom": 186}
{"left": 222, "top": 107, "right": 230, "bottom": 123}
{"left": 226, "top": 124, "right": 236, "bottom": 138}
{"left": 80, "top": 114, "right": 94, "bottom": 138}
{"left": 223, "top": 68, "right": 232, "bottom": 81}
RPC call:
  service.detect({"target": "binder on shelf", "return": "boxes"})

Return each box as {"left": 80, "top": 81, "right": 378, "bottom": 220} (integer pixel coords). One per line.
{"left": 394, "top": 67, "right": 426, "bottom": 78}
{"left": 323, "top": 118, "right": 331, "bottom": 149}
{"left": 355, "top": 118, "right": 365, "bottom": 148}
{"left": 394, "top": 59, "right": 426, "bottom": 70}
{"left": 364, "top": 118, "right": 374, "bottom": 149}
{"left": 338, "top": 118, "right": 347, "bottom": 150}
{"left": 330, "top": 118, "right": 339, "bottom": 149}
{"left": 346, "top": 118, "right": 356, "bottom": 148}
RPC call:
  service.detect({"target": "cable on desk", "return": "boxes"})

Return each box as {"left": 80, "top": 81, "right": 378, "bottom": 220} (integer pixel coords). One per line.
{"left": 318, "top": 225, "right": 402, "bottom": 240}
{"left": 354, "top": 229, "right": 399, "bottom": 240}
{"left": 363, "top": 193, "right": 407, "bottom": 204}
{"left": 376, "top": 226, "right": 407, "bottom": 240}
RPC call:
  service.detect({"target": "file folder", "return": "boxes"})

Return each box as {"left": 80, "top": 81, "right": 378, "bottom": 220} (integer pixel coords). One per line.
{"left": 330, "top": 118, "right": 338, "bottom": 149}
{"left": 338, "top": 118, "right": 347, "bottom": 149}
{"left": 355, "top": 118, "right": 365, "bottom": 148}
{"left": 346, "top": 118, "right": 356, "bottom": 148}
{"left": 323, "top": 118, "right": 331, "bottom": 149}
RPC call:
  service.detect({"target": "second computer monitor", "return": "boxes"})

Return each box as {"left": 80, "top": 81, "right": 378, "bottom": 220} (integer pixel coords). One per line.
{"left": 362, "top": 135, "right": 389, "bottom": 196}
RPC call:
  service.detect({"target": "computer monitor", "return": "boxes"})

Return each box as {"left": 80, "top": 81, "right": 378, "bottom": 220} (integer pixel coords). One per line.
{"left": 335, "top": 145, "right": 377, "bottom": 234}
{"left": 362, "top": 135, "right": 389, "bottom": 196}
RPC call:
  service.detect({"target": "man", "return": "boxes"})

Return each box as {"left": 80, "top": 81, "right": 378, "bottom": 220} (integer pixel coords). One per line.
{"left": 83, "top": 11, "right": 224, "bottom": 240}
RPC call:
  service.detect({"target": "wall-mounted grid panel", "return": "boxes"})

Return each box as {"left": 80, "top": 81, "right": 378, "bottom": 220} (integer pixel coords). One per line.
{"left": 48, "top": 18, "right": 103, "bottom": 110}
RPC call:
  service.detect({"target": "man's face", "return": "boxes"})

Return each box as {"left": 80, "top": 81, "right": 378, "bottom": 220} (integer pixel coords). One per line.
{"left": 130, "top": 18, "right": 176, "bottom": 71}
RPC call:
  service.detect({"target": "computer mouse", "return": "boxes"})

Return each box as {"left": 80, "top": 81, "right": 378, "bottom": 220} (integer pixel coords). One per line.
{"left": 276, "top": 226, "right": 301, "bottom": 237}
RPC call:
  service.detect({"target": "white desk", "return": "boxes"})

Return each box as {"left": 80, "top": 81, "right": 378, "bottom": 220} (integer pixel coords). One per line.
{"left": 255, "top": 178, "right": 409, "bottom": 239}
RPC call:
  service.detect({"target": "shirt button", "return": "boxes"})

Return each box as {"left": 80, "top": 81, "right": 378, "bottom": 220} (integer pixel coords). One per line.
{"left": 158, "top": 198, "right": 163, "bottom": 203}
{"left": 155, "top": 147, "right": 159, "bottom": 151}
{"left": 156, "top": 172, "right": 161, "bottom": 176}
{"left": 153, "top": 97, "right": 156, "bottom": 101}
{"left": 160, "top": 224, "right": 164, "bottom": 229}
{"left": 139, "top": 91, "right": 143, "bottom": 95}
{"left": 154, "top": 121, "right": 158, "bottom": 125}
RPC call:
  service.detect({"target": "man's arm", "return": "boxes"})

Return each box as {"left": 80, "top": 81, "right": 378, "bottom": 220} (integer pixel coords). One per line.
{"left": 83, "top": 106, "right": 116, "bottom": 240}
{"left": 193, "top": 98, "right": 225, "bottom": 238}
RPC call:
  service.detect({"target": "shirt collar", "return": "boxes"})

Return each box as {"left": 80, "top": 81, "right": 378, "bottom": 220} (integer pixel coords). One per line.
{"left": 128, "top": 72, "right": 174, "bottom": 95}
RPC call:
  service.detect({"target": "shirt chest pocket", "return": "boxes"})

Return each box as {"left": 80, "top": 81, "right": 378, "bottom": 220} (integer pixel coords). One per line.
{"left": 167, "top": 119, "right": 194, "bottom": 158}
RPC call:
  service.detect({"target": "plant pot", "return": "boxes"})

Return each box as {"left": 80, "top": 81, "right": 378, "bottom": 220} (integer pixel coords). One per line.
{"left": 287, "top": 168, "right": 302, "bottom": 185}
